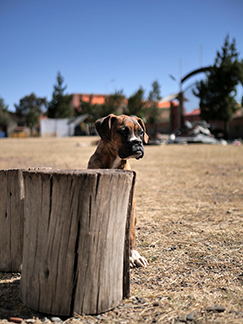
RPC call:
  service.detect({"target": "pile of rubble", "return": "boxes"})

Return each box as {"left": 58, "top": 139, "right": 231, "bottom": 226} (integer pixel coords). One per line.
{"left": 167, "top": 120, "right": 228, "bottom": 145}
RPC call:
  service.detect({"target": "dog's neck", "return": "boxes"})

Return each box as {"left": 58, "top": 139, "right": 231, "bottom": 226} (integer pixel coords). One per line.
{"left": 88, "top": 140, "right": 129, "bottom": 170}
{"left": 104, "top": 142, "right": 129, "bottom": 169}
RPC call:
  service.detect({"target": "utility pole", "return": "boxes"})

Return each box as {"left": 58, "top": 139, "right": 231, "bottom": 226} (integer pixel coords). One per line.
{"left": 169, "top": 74, "right": 183, "bottom": 130}
{"left": 178, "top": 87, "right": 183, "bottom": 130}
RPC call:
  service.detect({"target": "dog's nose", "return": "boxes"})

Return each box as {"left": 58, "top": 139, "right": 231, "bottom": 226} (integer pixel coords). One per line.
{"left": 131, "top": 139, "right": 144, "bottom": 156}
{"left": 131, "top": 139, "right": 142, "bottom": 145}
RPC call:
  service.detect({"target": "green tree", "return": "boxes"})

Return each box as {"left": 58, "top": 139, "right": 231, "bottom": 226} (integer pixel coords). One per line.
{"left": 126, "top": 87, "right": 147, "bottom": 119}
{"left": 79, "top": 95, "right": 100, "bottom": 120}
{"left": 193, "top": 35, "right": 243, "bottom": 138}
{"left": 146, "top": 80, "right": 162, "bottom": 125}
{"left": 100, "top": 90, "right": 125, "bottom": 117}
{"left": 14, "top": 93, "right": 46, "bottom": 135}
{"left": 47, "top": 72, "right": 73, "bottom": 118}
{"left": 79, "top": 90, "right": 125, "bottom": 120}
{"left": 0, "top": 97, "right": 10, "bottom": 136}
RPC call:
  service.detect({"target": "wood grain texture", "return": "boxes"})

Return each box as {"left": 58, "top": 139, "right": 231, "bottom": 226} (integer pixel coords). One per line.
{"left": 0, "top": 169, "right": 24, "bottom": 272}
{"left": 122, "top": 171, "right": 136, "bottom": 299}
{"left": 20, "top": 169, "right": 135, "bottom": 316}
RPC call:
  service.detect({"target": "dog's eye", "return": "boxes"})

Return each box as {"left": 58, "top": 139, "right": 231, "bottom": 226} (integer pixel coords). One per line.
{"left": 139, "top": 129, "right": 144, "bottom": 138}
{"left": 118, "top": 127, "right": 129, "bottom": 136}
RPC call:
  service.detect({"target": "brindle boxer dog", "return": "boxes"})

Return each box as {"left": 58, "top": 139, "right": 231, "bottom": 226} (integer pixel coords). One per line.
{"left": 88, "top": 114, "right": 149, "bottom": 267}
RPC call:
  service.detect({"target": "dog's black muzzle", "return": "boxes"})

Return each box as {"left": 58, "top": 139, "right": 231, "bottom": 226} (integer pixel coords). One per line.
{"left": 118, "top": 140, "right": 144, "bottom": 160}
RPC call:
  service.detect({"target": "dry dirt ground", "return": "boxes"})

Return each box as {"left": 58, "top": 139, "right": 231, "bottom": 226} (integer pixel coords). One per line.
{"left": 0, "top": 137, "right": 243, "bottom": 324}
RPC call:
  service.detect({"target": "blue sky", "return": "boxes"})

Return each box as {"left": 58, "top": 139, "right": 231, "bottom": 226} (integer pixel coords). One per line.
{"left": 1, "top": 0, "right": 243, "bottom": 113}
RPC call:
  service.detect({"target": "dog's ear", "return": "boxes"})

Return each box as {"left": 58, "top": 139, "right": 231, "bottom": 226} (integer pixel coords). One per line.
{"left": 135, "top": 117, "right": 149, "bottom": 144}
{"left": 95, "top": 114, "right": 117, "bottom": 142}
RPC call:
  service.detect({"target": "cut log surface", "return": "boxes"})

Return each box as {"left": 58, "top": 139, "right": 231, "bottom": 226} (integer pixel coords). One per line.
{"left": 0, "top": 169, "right": 24, "bottom": 272}
{"left": 20, "top": 169, "right": 135, "bottom": 316}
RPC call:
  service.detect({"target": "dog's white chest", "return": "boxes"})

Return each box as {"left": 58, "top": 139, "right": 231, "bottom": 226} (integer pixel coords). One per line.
{"left": 111, "top": 157, "right": 123, "bottom": 169}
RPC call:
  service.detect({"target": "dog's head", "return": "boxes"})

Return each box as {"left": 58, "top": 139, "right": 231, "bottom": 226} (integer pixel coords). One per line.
{"left": 95, "top": 114, "right": 149, "bottom": 160}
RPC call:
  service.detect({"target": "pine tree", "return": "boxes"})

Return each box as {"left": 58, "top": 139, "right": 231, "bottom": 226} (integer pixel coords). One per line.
{"left": 146, "top": 80, "right": 162, "bottom": 125}
{"left": 47, "top": 72, "right": 73, "bottom": 118}
{"left": 100, "top": 90, "right": 125, "bottom": 117}
{"left": 126, "top": 87, "right": 147, "bottom": 119}
{"left": 193, "top": 35, "right": 243, "bottom": 137}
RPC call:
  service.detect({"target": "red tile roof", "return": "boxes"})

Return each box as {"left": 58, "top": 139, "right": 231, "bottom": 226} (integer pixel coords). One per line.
{"left": 72, "top": 93, "right": 109, "bottom": 108}
{"left": 185, "top": 108, "right": 200, "bottom": 116}
{"left": 72, "top": 93, "right": 177, "bottom": 111}
{"left": 158, "top": 101, "right": 178, "bottom": 108}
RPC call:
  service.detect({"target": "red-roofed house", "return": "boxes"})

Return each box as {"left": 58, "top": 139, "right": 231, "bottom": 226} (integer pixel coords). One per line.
{"left": 183, "top": 109, "right": 201, "bottom": 122}
{"left": 71, "top": 93, "right": 184, "bottom": 135}
{"left": 146, "top": 100, "right": 180, "bottom": 135}
{"left": 72, "top": 93, "right": 122, "bottom": 113}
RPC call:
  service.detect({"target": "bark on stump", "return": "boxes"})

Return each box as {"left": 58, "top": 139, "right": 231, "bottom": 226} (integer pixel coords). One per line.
{"left": 20, "top": 169, "right": 135, "bottom": 316}
{"left": 0, "top": 169, "right": 24, "bottom": 272}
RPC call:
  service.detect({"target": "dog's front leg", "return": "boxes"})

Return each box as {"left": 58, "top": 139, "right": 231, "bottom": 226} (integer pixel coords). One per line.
{"left": 129, "top": 199, "right": 148, "bottom": 268}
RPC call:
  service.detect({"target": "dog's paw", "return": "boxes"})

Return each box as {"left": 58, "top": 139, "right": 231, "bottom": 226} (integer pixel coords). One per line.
{"left": 130, "top": 249, "right": 148, "bottom": 268}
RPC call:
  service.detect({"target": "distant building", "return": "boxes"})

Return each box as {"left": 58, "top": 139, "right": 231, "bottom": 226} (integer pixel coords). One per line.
{"left": 40, "top": 115, "right": 96, "bottom": 137}
{"left": 71, "top": 92, "right": 243, "bottom": 138}
{"left": 71, "top": 93, "right": 179, "bottom": 135}
{"left": 72, "top": 93, "right": 124, "bottom": 113}
{"left": 7, "top": 112, "right": 34, "bottom": 137}
{"left": 145, "top": 100, "right": 180, "bottom": 135}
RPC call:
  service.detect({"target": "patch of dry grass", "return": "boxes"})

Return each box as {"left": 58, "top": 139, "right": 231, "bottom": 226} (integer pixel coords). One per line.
{"left": 0, "top": 138, "right": 243, "bottom": 323}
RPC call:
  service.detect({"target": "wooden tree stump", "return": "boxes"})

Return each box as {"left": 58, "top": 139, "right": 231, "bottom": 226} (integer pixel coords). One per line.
{"left": 0, "top": 169, "right": 24, "bottom": 272}
{"left": 20, "top": 169, "right": 135, "bottom": 316}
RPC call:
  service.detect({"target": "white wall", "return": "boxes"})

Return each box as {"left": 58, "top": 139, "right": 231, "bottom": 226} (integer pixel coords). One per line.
{"left": 40, "top": 119, "right": 74, "bottom": 137}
